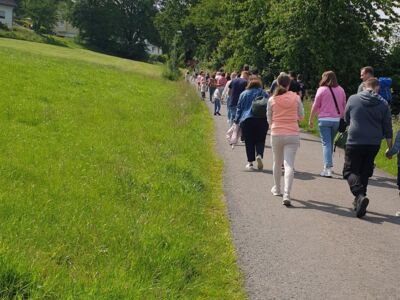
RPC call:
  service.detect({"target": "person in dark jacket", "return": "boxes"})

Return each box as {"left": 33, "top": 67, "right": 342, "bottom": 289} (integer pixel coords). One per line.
{"left": 343, "top": 77, "right": 393, "bottom": 218}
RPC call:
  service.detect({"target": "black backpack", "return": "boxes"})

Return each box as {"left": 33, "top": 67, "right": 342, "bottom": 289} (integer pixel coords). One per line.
{"left": 251, "top": 95, "right": 268, "bottom": 118}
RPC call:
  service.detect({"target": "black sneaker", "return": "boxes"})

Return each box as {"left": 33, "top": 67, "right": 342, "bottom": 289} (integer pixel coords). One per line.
{"left": 356, "top": 195, "right": 369, "bottom": 218}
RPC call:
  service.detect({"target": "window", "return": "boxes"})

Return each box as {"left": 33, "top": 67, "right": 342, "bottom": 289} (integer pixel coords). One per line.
{"left": 0, "top": 11, "right": 5, "bottom": 19}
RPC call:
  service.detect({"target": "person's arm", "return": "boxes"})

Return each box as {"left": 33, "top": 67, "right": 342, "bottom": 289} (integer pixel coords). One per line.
{"left": 387, "top": 131, "right": 400, "bottom": 158}
{"left": 234, "top": 94, "right": 245, "bottom": 124}
{"left": 297, "top": 97, "right": 304, "bottom": 120}
{"left": 344, "top": 98, "right": 351, "bottom": 125}
{"left": 309, "top": 88, "right": 322, "bottom": 128}
{"left": 267, "top": 98, "right": 273, "bottom": 124}
{"left": 382, "top": 105, "right": 393, "bottom": 151}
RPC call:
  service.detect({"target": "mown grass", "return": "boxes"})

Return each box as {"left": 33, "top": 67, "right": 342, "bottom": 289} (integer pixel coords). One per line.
{"left": 0, "top": 39, "right": 244, "bottom": 298}
{"left": 300, "top": 99, "right": 398, "bottom": 176}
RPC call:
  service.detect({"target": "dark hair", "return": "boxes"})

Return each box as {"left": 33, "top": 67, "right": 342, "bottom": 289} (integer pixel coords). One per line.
{"left": 364, "top": 77, "right": 379, "bottom": 89}
{"left": 297, "top": 74, "right": 303, "bottom": 81}
{"left": 246, "top": 75, "right": 262, "bottom": 89}
{"left": 361, "top": 66, "right": 374, "bottom": 76}
{"left": 243, "top": 64, "right": 250, "bottom": 71}
{"left": 319, "top": 71, "right": 339, "bottom": 87}
{"left": 289, "top": 71, "right": 297, "bottom": 78}
{"left": 211, "top": 73, "right": 216, "bottom": 79}
{"left": 273, "top": 73, "right": 291, "bottom": 96}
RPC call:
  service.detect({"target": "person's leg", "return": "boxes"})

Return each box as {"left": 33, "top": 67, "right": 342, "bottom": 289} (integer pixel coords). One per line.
{"left": 318, "top": 120, "right": 333, "bottom": 169}
{"left": 359, "top": 145, "right": 380, "bottom": 195}
{"left": 229, "top": 105, "right": 237, "bottom": 125}
{"left": 214, "top": 99, "right": 218, "bottom": 114}
{"left": 255, "top": 118, "right": 269, "bottom": 158}
{"left": 283, "top": 136, "right": 300, "bottom": 199}
{"left": 242, "top": 119, "right": 256, "bottom": 163}
{"left": 216, "top": 99, "right": 221, "bottom": 113}
{"left": 343, "top": 146, "right": 365, "bottom": 197}
{"left": 271, "top": 135, "right": 284, "bottom": 194}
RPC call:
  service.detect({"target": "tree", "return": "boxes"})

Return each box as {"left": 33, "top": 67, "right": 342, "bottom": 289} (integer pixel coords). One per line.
{"left": 22, "top": 0, "right": 61, "bottom": 33}
{"left": 71, "top": 0, "right": 159, "bottom": 59}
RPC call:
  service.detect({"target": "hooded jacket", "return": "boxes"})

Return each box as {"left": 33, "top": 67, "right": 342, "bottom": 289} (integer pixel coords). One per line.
{"left": 345, "top": 90, "right": 392, "bottom": 145}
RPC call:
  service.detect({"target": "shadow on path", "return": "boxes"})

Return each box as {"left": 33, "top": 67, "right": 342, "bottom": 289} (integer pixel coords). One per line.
{"left": 291, "top": 199, "right": 400, "bottom": 225}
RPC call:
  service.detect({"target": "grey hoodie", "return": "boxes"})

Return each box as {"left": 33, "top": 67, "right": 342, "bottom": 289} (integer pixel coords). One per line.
{"left": 345, "top": 90, "right": 392, "bottom": 145}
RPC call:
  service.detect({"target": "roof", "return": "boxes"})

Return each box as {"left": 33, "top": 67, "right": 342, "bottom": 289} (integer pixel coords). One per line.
{"left": 0, "top": 0, "right": 17, "bottom": 7}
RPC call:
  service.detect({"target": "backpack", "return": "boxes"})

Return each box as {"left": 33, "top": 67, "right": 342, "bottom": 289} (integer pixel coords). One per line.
{"left": 251, "top": 95, "right": 268, "bottom": 118}
{"left": 378, "top": 77, "right": 392, "bottom": 103}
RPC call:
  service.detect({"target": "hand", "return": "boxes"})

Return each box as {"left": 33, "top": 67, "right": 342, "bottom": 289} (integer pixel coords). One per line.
{"left": 385, "top": 148, "right": 393, "bottom": 159}
{"left": 308, "top": 120, "right": 314, "bottom": 129}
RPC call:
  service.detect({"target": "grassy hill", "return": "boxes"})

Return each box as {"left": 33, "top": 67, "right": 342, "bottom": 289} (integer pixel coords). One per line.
{"left": 0, "top": 38, "right": 244, "bottom": 299}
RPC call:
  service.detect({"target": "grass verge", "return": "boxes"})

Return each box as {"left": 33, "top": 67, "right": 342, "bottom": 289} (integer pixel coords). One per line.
{"left": 0, "top": 39, "right": 245, "bottom": 298}
{"left": 300, "top": 99, "right": 398, "bottom": 176}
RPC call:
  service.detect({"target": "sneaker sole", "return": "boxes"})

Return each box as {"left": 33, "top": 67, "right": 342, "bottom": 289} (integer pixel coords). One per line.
{"left": 356, "top": 197, "right": 369, "bottom": 218}
{"left": 256, "top": 157, "right": 263, "bottom": 170}
{"left": 282, "top": 199, "right": 291, "bottom": 206}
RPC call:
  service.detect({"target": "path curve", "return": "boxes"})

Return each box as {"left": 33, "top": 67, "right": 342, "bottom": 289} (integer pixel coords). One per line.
{"left": 207, "top": 99, "right": 400, "bottom": 299}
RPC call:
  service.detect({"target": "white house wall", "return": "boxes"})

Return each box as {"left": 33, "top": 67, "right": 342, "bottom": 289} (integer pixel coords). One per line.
{"left": 0, "top": 5, "right": 13, "bottom": 29}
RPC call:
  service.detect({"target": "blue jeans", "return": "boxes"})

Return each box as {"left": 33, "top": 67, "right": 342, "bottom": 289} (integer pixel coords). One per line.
{"left": 214, "top": 99, "right": 221, "bottom": 113}
{"left": 228, "top": 105, "right": 237, "bottom": 125}
{"left": 318, "top": 120, "right": 339, "bottom": 168}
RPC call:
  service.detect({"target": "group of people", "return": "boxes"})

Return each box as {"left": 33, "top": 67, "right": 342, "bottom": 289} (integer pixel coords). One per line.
{"left": 188, "top": 65, "right": 399, "bottom": 218}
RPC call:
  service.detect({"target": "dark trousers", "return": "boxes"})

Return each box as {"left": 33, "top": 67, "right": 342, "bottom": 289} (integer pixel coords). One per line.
{"left": 241, "top": 118, "right": 269, "bottom": 162}
{"left": 342, "top": 145, "right": 380, "bottom": 197}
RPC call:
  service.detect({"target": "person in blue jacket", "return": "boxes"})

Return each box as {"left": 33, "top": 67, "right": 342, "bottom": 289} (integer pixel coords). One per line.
{"left": 234, "top": 76, "right": 269, "bottom": 170}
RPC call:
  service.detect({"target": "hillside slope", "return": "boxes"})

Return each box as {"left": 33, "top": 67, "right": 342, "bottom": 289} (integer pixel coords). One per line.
{"left": 0, "top": 38, "right": 244, "bottom": 299}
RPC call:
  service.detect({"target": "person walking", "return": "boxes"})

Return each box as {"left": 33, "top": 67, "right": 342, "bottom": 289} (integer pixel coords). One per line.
{"left": 234, "top": 76, "right": 269, "bottom": 170}
{"left": 357, "top": 66, "right": 374, "bottom": 93}
{"left": 309, "top": 71, "right": 346, "bottom": 177}
{"left": 343, "top": 77, "right": 392, "bottom": 218}
{"left": 222, "top": 72, "right": 237, "bottom": 123}
{"left": 267, "top": 73, "right": 304, "bottom": 206}
{"left": 208, "top": 73, "right": 217, "bottom": 102}
{"left": 228, "top": 71, "right": 249, "bottom": 125}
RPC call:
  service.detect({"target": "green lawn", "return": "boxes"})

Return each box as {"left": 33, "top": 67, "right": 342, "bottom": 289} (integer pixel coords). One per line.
{"left": 301, "top": 99, "right": 398, "bottom": 176}
{"left": 0, "top": 38, "right": 244, "bottom": 299}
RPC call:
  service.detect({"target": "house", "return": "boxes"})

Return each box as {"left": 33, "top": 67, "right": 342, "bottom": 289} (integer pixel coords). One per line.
{"left": 0, "top": 0, "right": 16, "bottom": 29}
{"left": 54, "top": 20, "right": 79, "bottom": 38}
{"left": 145, "top": 40, "right": 162, "bottom": 56}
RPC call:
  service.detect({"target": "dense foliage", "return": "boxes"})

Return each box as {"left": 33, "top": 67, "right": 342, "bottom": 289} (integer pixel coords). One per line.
{"left": 156, "top": 0, "right": 400, "bottom": 92}
{"left": 70, "top": 0, "right": 160, "bottom": 59}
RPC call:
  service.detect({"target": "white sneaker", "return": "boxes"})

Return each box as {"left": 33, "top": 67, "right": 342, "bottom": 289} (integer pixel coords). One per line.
{"left": 256, "top": 155, "right": 263, "bottom": 170}
{"left": 320, "top": 168, "right": 332, "bottom": 178}
{"left": 245, "top": 163, "right": 254, "bottom": 170}
{"left": 271, "top": 186, "right": 282, "bottom": 196}
{"left": 396, "top": 210, "right": 400, "bottom": 217}
{"left": 282, "top": 194, "right": 291, "bottom": 206}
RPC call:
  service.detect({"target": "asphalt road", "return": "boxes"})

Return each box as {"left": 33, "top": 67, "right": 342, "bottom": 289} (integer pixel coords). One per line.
{"left": 206, "top": 99, "right": 400, "bottom": 300}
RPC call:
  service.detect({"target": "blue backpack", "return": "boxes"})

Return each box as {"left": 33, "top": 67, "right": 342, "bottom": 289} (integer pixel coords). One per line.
{"left": 379, "top": 77, "right": 392, "bottom": 104}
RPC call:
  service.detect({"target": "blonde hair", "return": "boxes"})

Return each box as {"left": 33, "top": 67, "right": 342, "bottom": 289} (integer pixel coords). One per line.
{"left": 273, "top": 73, "right": 291, "bottom": 96}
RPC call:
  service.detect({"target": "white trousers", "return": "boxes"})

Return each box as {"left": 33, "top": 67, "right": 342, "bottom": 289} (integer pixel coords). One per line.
{"left": 271, "top": 135, "right": 300, "bottom": 196}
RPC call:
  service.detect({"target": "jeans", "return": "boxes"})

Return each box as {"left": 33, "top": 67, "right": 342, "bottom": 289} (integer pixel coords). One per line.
{"left": 228, "top": 105, "right": 237, "bottom": 126}
{"left": 318, "top": 120, "right": 339, "bottom": 168}
{"left": 214, "top": 99, "right": 221, "bottom": 113}
{"left": 343, "top": 145, "right": 380, "bottom": 197}
{"left": 209, "top": 87, "right": 216, "bottom": 102}
{"left": 271, "top": 135, "right": 300, "bottom": 196}
{"left": 241, "top": 118, "right": 269, "bottom": 162}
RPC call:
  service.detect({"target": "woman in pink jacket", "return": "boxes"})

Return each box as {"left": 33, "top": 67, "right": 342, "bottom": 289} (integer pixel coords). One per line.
{"left": 309, "top": 71, "right": 346, "bottom": 178}
{"left": 267, "top": 73, "right": 304, "bottom": 206}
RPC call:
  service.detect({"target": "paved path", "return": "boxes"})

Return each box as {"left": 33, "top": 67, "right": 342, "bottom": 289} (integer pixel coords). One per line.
{"left": 206, "top": 99, "right": 400, "bottom": 299}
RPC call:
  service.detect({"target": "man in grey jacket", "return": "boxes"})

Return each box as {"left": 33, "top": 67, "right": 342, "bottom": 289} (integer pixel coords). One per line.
{"left": 343, "top": 77, "right": 392, "bottom": 218}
